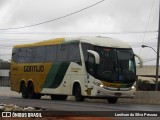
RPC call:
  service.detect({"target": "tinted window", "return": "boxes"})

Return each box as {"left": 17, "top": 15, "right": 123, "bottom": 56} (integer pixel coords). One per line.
{"left": 12, "top": 48, "right": 19, "bottom": 62}
{"left": 18, "top": 48, "right": 26, "bottom": 63}
{"left": 57, "top": 44, "right": 69, "bottom": 62}
{"left": 46, "top": 45, "right": 57, "bottom": 62}
{"left": 26, "top": 47, "right": 36, "bottom": 62}
{"left": 81, "top": 43, "right": 93, "bottom": 61}
{"left": 35, "top": 46, "right": 46, "bottom": 62}
{"left": 88, "top": 54, "right": 95, "bottom": 76}
{"left": 68, "top": 43, "right": 80, "bottom": 62}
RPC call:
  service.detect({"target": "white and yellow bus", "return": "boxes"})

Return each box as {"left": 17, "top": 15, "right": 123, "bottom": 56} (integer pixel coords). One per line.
{"left": 10, "top": 36, "right": 143, "bottom": 103}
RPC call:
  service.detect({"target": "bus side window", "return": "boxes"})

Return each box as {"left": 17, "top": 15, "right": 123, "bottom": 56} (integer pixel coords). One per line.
{"left": 46, "top": 45, "right": 57, "bottom": 62}
{"left": 87, "top": 54, "right": 95, "bottom": 76}
{"left": 26, "top": 47, "right": 36, "bottom": 63}
{"left": 35, "top": 46, "right": 46, "bottom": 62}
{"left": 12, "top": 48, "right": 19, "bottom": 63}
{"left": 57, "top": 44, "right": 69, "bottom": 62}
{"left": 18, "top": 48, "right": 26, "bottom": 63}
{"left": 68, "top": 43, "right": 81, "bottom": 64}
{"left": 81, "top": 43, "right": 94, "bottom": 65}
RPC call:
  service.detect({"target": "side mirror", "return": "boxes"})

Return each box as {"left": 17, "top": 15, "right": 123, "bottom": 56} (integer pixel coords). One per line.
{"left": 87, "top": 50, "right": 100, "bottom": 64}
{"left": 134, "top": 54, "right": 143, "bottom": 68}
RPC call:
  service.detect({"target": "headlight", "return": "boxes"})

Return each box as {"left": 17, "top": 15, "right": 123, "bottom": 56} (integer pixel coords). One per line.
{"left": 131, "top": 85, "right": 136, "bottom": 90}
{"left": 100, "top": 84, "right": 104, "bottom": 88}
{"left": 95, "top": 82, "right": 104, "bottom": 88}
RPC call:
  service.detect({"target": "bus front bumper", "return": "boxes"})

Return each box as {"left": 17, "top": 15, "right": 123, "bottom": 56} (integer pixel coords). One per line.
{"left": 93, "top": 86, "right": 136, "bottom": 98}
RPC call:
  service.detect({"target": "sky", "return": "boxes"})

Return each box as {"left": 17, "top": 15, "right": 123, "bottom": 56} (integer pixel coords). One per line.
{"left": 0, "top": 0, "right": 159, "bottom": 65}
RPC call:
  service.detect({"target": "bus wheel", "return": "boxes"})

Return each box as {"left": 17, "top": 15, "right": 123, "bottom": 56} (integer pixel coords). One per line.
{"left": 74, "top": 84, "right": 85, "bottom": 102}
{"left": 107, "top": 97, "right": 118, "bottom": 104}
{"left": 27, "top": 82, "right": 40, "bottom": 99}
{"left": 20, "top": 83, "right": 28, "bottom": 98}
{"left": 51, "top": 95, "right": 67, "bottom": 101}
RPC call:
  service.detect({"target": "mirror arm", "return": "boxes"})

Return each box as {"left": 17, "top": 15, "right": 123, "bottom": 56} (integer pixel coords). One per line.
{"left": 134, "top": 54, "right": 143, "bottom": 68}
{"left": 87, "top": 50, "right": 100, "bottom": 64}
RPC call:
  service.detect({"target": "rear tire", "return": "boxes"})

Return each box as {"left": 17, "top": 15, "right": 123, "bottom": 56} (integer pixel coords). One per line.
{"left": 21, "top": 83, "right": 28, "bottom": 98}
{"left": 74, "top": 84, "right": 85, "bottom": 102}
{"left": 28, "top": 82, "right": 41, "bottom": 99}
{"left": 107, "top": 97, "right": 118, "bottom": 104}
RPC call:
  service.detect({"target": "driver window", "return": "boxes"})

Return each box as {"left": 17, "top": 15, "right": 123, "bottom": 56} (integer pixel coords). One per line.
{"left": 87, "top": 54, "right": 95, "bottom": 76}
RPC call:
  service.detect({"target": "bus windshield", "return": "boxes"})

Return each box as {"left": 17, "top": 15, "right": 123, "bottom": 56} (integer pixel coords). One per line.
{"left": 95, "top": 47, "right": 136, "bottom": 84}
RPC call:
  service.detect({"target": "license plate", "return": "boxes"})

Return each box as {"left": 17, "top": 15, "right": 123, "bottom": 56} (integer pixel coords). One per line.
{"left": 115, "top": 93, "right": 122, "bottom": 97}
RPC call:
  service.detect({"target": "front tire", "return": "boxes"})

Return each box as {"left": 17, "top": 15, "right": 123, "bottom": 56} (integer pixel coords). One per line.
{"left": 74, "top": 84, "right": 85, "bottom": 102}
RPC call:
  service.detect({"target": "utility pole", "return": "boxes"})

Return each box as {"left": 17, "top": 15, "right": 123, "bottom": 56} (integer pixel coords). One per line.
{"left": 155, "top": 0, "right": 160, "bottom": 91}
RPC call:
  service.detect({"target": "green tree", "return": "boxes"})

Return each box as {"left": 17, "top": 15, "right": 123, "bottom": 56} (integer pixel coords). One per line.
{"left": 0, "top": 59, "right": 10, "bottom": 69}
{"left": 137, "top": 79, "right": 152, "bottom": 91}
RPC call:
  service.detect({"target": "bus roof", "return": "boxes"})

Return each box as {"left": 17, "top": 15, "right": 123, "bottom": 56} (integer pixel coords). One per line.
{"left": 66, "top": 36, "right": 131, "bottom": 48}
{"left": 14, "top": 36, "right": 131, "bottom": 49}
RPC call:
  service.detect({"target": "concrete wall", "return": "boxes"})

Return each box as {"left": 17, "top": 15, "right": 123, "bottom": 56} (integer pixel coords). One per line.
{"left": 137, "top": 66, "right": 160, "bottom": 76}
{"left": 0, "top": 70, "right": 10, "bottom": 86}
{"left": 118, "top": 91, "right": 160, "bottom": 105}
{"left": 0, "top": 70, "right": 9, "bottom": 77}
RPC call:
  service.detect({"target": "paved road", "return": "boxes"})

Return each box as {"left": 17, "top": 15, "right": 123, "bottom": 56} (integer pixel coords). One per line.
{"left": 1, "top": 96, "right": 160, "bottom": 120}
{"left": 0, "top": 87, "right": 160, "bottom": 119}
{"left": 0, "top": 87, "right": 160, "bottom": 111}
{"left": 1, "top": 95, "right": 160, "bottom": 112}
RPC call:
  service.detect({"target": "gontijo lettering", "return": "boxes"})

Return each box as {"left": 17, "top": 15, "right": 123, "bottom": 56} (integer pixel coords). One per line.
{"left": 24, "top": 65, "right": 44, "bottom": 72}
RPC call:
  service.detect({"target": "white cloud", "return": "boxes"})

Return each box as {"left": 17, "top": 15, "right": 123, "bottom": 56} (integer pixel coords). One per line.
{"left": 56, "top": 15, "right": 117, "bottom": 32}
{"left": 0, "top": 1, "right": 14, "bottom": 27}
{"left": 0, "top": 0, "right": 158, "bottom": 32}
{"left": 0, "top": 0, "right": 159, "bottom": 64}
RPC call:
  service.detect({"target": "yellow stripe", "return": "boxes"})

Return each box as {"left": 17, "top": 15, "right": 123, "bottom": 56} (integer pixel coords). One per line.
{"left": 14, "top": 38, "right": 65, "bottom": 48}
{"left": 101, "top": 80, "right": 122, "bottom": 88}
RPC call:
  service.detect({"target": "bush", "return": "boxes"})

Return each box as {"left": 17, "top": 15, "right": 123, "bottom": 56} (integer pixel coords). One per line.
{"left": 136, "top": 79, "right": 155, "bottom": 91}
